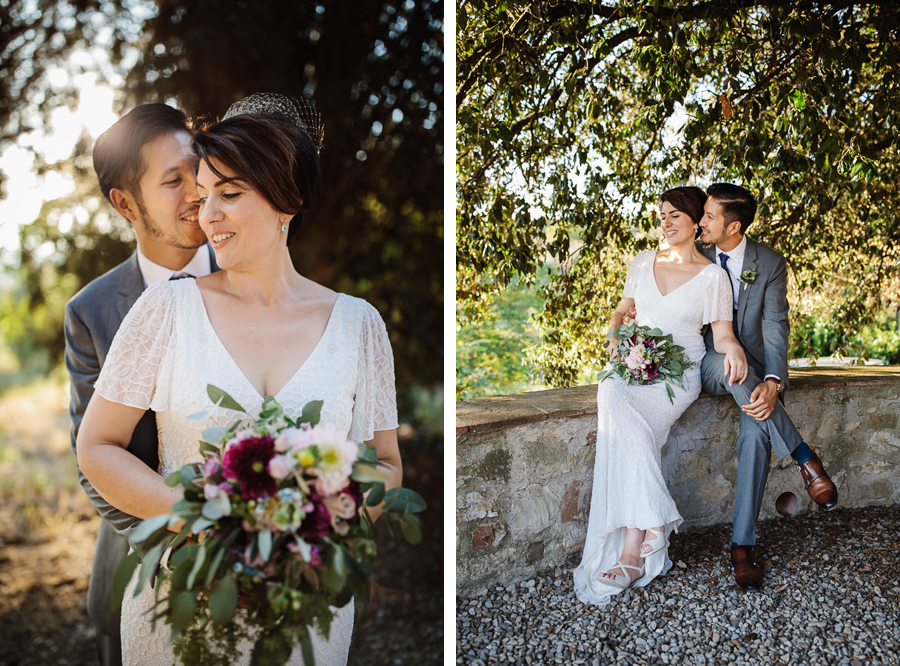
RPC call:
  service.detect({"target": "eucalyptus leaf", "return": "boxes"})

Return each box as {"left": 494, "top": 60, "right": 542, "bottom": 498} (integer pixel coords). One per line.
{"left": 135, "top": 541, "right": 166, "bottom": 596}
{"left": 130, "top": 514, "right": 171, "bottom": 545}
{"left": 352, "top": 463, "right": 388, "bottom": 484}
{"left": 400, "top": 512, "right": 423, "bottom": 545}
{"left": 202, "top": 426, "right": 228, "bottom": 445}
{"left": 258, "top": 528, "right": 273, "bottom": 562}
{"left": 208, "top": 575, "right": 239, "bottom": 624}
{"left": 300, "top": 400, "right": 324, "bottom": 426}
{"left": 110, "top": 550, "right": 140, "bottom": 611}
{"left": 207, "top": 385, "right": 246, "bottom": 413}
{"left": 169, "top": 590, "right": 197, "bottom": 629}
{"left": 202, "top": 498, "right": 224, "bottom": 521}
{"left": 383, "top": 487, "right": 427, "bottom": 513}
{"left": 180, "top": 465, "right": 199, "bottom": 489}
{"left": 185, "top": 543, "right": 207, "bottom": 590}
{"left": 366, "top": 481, "right": 386, "bottom": 507}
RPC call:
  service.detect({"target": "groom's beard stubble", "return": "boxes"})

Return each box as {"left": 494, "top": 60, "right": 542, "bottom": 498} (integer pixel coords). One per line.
{"left": 135, "top": 197, "right": 206, "bottom": 250}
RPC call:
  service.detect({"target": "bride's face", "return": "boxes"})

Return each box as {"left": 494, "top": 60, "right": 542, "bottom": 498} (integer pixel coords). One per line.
{"left": 196, "top": 158, "right": 289, "bottom": 269}
{"left": 659, "top": 201, "right": 697, "bottom": 247}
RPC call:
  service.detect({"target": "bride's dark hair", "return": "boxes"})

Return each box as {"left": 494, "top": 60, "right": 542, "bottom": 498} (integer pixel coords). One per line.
{"left": 191, "top": 114, "right": 321, "bottom": 244}
{"left": 660, "top": 186, "right": 707, "bottom": 230}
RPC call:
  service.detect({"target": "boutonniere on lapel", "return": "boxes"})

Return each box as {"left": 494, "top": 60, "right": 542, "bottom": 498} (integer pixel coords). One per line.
{"left": 738, "top": 268, "right": 757, "bottom": 291}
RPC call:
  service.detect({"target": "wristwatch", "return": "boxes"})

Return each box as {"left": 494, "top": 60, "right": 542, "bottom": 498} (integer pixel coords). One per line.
{"left": 765, "top": 376, "right": 785, "bottom": 393}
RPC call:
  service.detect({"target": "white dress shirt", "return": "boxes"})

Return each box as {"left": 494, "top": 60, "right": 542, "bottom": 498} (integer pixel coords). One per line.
{"left": 714, "top": 234, "right": 747, "bottom": 310}
{"left": 137, "top": 246, "right": 212, "bottom": 287}
{"left": 715, "top": 235, "right": 780, "bottom": 383}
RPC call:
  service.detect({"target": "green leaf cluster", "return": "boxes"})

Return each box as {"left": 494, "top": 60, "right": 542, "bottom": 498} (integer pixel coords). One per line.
{"left": 458, "top": 1, "right": 900, "bottom": 388}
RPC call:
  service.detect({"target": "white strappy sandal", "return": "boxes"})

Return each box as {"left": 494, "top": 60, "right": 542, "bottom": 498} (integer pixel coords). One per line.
{"left": 597, "top": 562, "right": 645, "bottom": 590}
{"left": 640, "top": 527, "right": 668, "bottom": 558}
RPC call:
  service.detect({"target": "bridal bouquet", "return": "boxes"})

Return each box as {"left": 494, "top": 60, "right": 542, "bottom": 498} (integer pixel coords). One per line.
{"left": 112, "top": 386, "right": 425, "bottom": 666}
{"left": 598, "top": 322, "right": 696, "bottom": 404}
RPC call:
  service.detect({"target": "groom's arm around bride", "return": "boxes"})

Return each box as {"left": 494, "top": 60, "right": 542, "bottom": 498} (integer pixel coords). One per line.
{"left": 64, "top": 103, "right": 214, "bottom": 666}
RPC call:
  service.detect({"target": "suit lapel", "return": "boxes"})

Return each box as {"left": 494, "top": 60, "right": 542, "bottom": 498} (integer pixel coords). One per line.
{"left": 116, "top": 253, "right": 146, "bottom": 322}
{"left": 115, "top": 245, "right": 218, "bottom": 323}
{"left": 736, "top": 238, "right": 759, "bottom": 332}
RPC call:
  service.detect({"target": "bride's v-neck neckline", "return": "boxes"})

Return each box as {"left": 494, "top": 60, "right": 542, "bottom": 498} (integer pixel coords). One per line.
{"left": 190, "top": 281, "right": 342, "bottom": 402}
{"left": 650, "top": 251, "right": 716, "bottom": 297}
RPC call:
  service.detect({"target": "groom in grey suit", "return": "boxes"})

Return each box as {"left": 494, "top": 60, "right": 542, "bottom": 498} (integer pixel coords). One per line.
{"left": 698, "top": 183, "right": 837, "bottom": 590}
{"left": 64, "top": 104, "right": 217, "bottom": 665}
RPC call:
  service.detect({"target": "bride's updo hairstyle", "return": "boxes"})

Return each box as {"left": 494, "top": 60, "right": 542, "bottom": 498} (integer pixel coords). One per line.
{"left": 191, "top": 93, "right": 324, "bottom": 244}
{"left": 660, "top": 186, "right": 707, "bottom": 240}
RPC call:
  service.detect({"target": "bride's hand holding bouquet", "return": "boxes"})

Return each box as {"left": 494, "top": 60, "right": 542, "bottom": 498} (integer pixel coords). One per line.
{"left": 112, "top": 386, "right": 425, "bottom": 666}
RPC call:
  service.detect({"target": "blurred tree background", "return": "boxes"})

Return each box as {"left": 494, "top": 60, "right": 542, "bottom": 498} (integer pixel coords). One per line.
{"left": 1, "top": 0, "right": 443, "bottom": 409}
{"left": 456, "top": 0, "right": 900, "bottom": 398}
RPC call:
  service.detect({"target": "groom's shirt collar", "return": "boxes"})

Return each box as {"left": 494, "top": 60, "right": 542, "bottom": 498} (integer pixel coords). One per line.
{"left": 137, "top": 246, "right": 212, "bottom": 287}
{"left": 716, "top": 235, "right": 747, "bottom": 309}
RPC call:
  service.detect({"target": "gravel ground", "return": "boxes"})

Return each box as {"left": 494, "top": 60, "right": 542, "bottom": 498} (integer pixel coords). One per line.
{"left": 457, "top": 505, "right": 900, "bottom": 665}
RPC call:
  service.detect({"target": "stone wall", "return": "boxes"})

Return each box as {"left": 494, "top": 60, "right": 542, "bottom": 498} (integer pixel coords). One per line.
{"left": 456, "top": 366, "right": 900, "bottom": 596}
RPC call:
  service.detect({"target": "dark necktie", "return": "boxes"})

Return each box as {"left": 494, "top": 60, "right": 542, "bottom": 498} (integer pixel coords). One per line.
{"left": 169, "top": 272, "right": 195, "bottom": 281}
{"left": 719, "top": 253, "right": 737, "bottom": 310}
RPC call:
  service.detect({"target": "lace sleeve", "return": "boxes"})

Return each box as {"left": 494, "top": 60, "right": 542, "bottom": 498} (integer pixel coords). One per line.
{"left": 623, "top": 251, "right": 650, "bottom": 299}
{"left": 348, "top": 302, "right": 399, "bottom": 443}
{"left": 703, "top": 266, "right": 734, "bottom": 325}
{"left": 93, "top": 283, "right": 176, "bottom": 412}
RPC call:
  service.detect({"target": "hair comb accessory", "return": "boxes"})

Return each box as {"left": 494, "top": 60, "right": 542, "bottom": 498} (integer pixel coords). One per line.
{"left": 223, "top": 92, "right": 324, "bottom": 155}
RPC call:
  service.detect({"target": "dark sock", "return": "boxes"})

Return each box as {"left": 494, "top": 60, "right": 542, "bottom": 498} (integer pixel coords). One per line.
{"left": 791, "top": 441, "right": 815, "bottom": 466}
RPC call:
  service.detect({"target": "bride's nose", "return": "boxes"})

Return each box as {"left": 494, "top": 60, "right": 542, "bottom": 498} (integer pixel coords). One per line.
{"left": 199, "top": 196, "right": 222, "bottom": 228}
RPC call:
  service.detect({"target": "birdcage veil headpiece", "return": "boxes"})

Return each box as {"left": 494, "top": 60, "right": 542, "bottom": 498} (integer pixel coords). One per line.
{"left": 223, "top": 93, "right": 324, "bottom": 155}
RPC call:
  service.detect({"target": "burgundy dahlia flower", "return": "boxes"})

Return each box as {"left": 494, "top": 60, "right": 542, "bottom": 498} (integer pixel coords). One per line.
{"left": 299, "top": 490, "right": 333, "bottom": 539}
{"left": 221, "top": 435, "right": 278, "bottom": 500}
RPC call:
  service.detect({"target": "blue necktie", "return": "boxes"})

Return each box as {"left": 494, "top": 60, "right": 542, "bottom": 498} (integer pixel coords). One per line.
{"left": 719, "top": 253, "right": 737, "bottom": 309}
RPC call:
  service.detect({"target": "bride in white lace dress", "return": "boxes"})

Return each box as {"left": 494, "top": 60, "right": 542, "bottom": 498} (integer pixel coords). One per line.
{"left": 573, "top": 186, "right": 748, "bottom": 606}
{"left": 77, "top": 95, "right": 403, "bottom": 664}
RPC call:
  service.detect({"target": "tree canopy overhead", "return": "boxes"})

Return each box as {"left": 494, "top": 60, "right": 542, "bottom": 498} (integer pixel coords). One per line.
{"left": 457, "top": 0, "right": 900, "bottom": 387}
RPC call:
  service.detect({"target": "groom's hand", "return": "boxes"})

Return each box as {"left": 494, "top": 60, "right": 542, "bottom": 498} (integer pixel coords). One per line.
{"left": 742, "top": 381, "right": 777, "bottom": 421}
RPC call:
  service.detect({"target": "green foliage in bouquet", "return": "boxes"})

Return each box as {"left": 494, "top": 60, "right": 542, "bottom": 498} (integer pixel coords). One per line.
{"left": 597, "top": 322, "right": 696, "bottom": 404}
{"left": 110, "top": 386, "right": 426, "bottom": 666}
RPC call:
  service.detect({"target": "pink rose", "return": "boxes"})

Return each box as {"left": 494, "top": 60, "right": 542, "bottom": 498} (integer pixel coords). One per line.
{"left": 274, "top": 427, "right": 314, "bottom": 453}
{"left": 268, "top": 454, "right": 293, "bottom": 480}
{"left": 204, "top": 457, "right": 220, "bottom": 476}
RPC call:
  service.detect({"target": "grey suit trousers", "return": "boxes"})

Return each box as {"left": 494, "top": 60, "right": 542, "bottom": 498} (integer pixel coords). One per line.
{"left": 700, "top": 351, "right": 803, "bottom": 545}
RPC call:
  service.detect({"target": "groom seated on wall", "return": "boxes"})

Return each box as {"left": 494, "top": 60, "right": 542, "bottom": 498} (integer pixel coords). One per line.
{"left": 696, "top": 182, "right": 838, "bottom": 590}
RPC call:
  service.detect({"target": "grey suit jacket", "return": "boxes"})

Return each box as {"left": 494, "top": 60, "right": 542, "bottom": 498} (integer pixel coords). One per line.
{"left": 64, "top": 246, "right": 218, "bottom": 636}
{"left": 699, "top": 237, "right": 791, "bottom": 389}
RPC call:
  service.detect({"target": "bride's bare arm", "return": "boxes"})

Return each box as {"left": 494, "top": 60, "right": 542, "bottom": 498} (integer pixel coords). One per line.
{"left": 76, "top": 394, "right": 181, "bottom": 520}
{"left": 606, "top": 297, "right": 636, "bottom": 356}
{"left": 710, "top": 320, "right": 749, "bottom": 385}
{"left": 361, "top": 428, "right": 403, "bottom": 523}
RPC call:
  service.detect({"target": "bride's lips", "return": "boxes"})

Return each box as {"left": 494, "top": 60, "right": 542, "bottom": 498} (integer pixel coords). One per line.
{"left": 210, "top": 231, "right": 236, "bottom": 247}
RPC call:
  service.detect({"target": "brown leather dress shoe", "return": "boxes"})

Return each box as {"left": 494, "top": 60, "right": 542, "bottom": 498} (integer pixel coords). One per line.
{"left": 798, "top": 453, "right": 838, "bottom": 510}
{"left": 730, "top": 546, "right": 763, "bottom": 589}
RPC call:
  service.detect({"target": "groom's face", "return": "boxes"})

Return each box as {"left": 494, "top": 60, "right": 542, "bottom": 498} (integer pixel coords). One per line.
{"left": 131, "top": 130, "right": 207, "bottom": 255}
{"left": 699, "top": 198, "right": 737, "bottom": 246}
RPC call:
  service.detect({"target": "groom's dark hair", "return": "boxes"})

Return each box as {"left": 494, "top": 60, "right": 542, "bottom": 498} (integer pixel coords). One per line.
{"left": 93, "top": 104, "right": 191, "bottom": 202}
{"left": 707, "top": 183, "right": 757, "bottom": 234}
